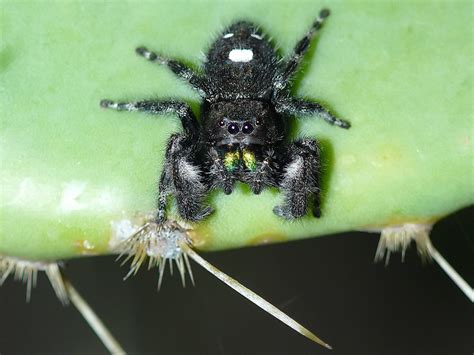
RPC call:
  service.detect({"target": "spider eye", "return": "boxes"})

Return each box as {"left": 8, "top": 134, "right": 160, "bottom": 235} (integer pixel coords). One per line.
{"left": 227, "top": 123, "right": 239, "bottom": 135}
{"left": 242, "top": 122, "right": 254, "bottom": 134}
{"left": 255, "top": 118, "right": 262, "bottom": 125}
{"left": 219, "top": 119, "right": 225, "bottom": 127}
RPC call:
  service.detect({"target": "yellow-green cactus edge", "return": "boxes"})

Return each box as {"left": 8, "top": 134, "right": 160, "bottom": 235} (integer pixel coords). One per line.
{"left": 1, "top": 1, "right": 472, "bottom": 261}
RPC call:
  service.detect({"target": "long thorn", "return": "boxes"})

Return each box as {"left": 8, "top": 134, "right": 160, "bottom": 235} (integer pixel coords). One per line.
{"left": 45, "top": 263, "right": 69, "bottom": 305}
{"left": 428, "top": 245, "right": 474, "bottom": 302}
{"left": 181, "top": 244, "right": 332, "bottom": 350}
{"left": 63, "top": 277, "right": 127, "bottom": 354}
{"left": 157, "top": 259, "right": 166, "bottom": 291}
{"left": 183, "top": 253, "right": 195, "bottom": 286}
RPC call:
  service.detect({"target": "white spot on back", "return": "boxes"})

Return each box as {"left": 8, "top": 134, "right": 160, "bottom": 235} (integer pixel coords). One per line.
{"left": 223, "top": 33, "right": 234, "bottom": 39}
{"left": 251, "top": 33, "right": 263, "bottom": 40}
{"left": 228, "top": 48, "right": 254, "bottom": 62}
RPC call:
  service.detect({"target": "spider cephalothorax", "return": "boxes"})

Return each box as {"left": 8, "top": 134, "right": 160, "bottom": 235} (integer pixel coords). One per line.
{"left": 101, "top": 9, "right": 350, "bottom": 222}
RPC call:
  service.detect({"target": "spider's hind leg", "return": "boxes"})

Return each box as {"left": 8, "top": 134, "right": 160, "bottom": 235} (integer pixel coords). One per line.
{"left": 136, "top": 46, "right": 208, "bottom": 97}
{"left": 274, "top": 139, "right": 321, "bottom": 219}
{"left": 274, "top": 9, "right": 331, "bottom": 91}
{"left": 275, "top": 97, "right": 350, "bottom": 129}
{"left": 157, "top": 134, "right": 213, "bottom": 223}
{"left": 100, "top": 99, "right": 201, "bottom": 137}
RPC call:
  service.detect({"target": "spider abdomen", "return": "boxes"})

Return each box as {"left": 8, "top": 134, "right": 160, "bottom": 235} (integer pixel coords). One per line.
{"left": 205, "top": 21, "right": 278, "bottom": 100}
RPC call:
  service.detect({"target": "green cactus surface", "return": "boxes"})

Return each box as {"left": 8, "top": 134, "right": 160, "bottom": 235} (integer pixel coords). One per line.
{"left": 1, "top": 1, "right": 472, "bottom": 261}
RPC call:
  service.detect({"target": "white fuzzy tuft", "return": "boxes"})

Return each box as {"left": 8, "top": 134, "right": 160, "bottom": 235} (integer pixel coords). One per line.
{"left": 285, "top": 157, "right": 303, "bottom": 178}
{"left": 375, "top": 223, "right": 433, "bottom": 264}
{"left": 178, "top": 160, "right": 200, "bottom": 181}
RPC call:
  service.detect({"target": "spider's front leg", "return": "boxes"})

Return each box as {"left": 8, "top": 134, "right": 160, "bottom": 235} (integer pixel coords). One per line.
{"left": 274, "top": 139, "right": 321, "bottom": 219}
{"left": 157, "top": 134, "right": 212, "bottom": 223}
{"left": 100, "top": 98, "right": 210, "bottom": 222}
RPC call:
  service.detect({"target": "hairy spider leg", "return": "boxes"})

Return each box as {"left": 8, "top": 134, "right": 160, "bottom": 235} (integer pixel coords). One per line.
{"left": 275, "top": 8, "right": 331, "bottom": 90}
{"left": 100, "top": 99, "right": 211, "bottom": 221}
{"left": 275, "top": 97, "right": 351, "bottom": 128}
{"left": 273, "top": 139, "right": 321, "bottom": 219}
{"left": 159, "top": 134, "right": 212, "bottom": 222}
{"left": 270, "top": 8, "right": 350, "bottom": 129}
{"left": 136, "top": 46, "right": 208, "bottom": 97}
{"left": 156, "top": 161, "right": 173, "bottom": 223}
{"left": 99, "top": 99, "right": 200, "bottom": 138}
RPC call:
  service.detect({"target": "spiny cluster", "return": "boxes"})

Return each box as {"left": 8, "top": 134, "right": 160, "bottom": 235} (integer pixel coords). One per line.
{"left": 0, "top": 257, "right": 68, "bottom": 304}
{"left": 117, "top": 220, "right": 194, "bottom": 289}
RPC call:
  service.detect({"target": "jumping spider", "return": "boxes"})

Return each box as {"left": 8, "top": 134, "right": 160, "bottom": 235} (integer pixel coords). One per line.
{"left": 101, "top": 9, "right": 350, "bottom": 222}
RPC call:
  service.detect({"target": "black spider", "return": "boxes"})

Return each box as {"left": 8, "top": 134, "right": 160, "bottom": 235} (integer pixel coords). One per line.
{"left": 100, "top": 8, "right": 350, "bottom": 222}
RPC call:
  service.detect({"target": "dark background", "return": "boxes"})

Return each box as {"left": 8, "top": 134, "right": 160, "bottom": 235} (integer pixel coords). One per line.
{"left": 0, "top": 206, "right": 472, "bottom": 355}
